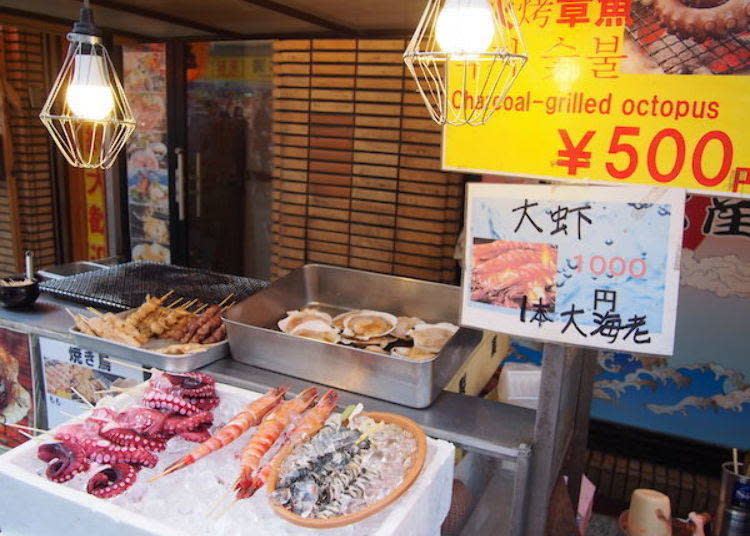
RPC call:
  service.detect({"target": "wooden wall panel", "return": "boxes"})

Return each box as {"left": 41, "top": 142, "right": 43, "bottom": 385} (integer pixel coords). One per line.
{"left": 0, "top": 26, "right": 58, "bottom": 275}
{"left": 270, "top": 39, "right": 463, "bottom": 284}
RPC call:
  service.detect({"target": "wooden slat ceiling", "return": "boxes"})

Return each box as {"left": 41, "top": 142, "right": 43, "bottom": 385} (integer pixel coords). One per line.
{"left": 0, "top": 0, "right": 423, "bottom": 40}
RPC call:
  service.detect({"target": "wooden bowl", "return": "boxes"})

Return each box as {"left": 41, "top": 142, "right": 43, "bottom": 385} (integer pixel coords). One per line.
{"left": 267, "top": 411, "right": 427, "bottom": 529}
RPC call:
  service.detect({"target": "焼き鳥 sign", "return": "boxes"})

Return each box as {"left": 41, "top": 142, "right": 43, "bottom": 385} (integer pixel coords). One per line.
{"left": 460, "top": 184, "right": 684, "bottom": 355}
{"left": 442, "top": 1, "right": 750, "bottom": 198}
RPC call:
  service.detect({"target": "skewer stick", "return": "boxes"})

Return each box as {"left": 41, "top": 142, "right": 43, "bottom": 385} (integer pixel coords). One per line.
{"left": 194, "top": 304, "right": 209, "bottom": 314}
{"left": 148, "top": 461, "right": 186, "bottom": 483}
{"left": 18, "top": 429, "right": 44, "bottom": 442}
{"left": 64, "top": 307, "right": 81, "bottom": 321}
{"left": 206, "top": 486, "right": 235, "bottom": 515}
{"left": 0, "top": 421, "right": 49, "bottom": 434}
{"left": 221, "top": 302, "right": 236, "bottom": 312}
{"left": 166, "top": 298, "right": 184, "bottom": 309}
{"left": 356, "top": 421, "right": 385, "bottom": 445}
{"left": 733, "top": 448, "right": 740, "bottom": 474}
{"left": 87, "top": 307, "right": 104, "bottom": 316}
{"left": 217, "top": 294, "right": 234, "bottom": 308}
{"left": 159, "top": 290, "right": 174, "bottom": 302}
{"left": 213, "top": 497, "right": 239, "bottom": 520}
{"left": 181, "top": 299, "right": 198, "bottom": 311}
{"left": 101, "top": 356, "right": 154, "bottom": 374}
{"left": 70, "top": 386, "right": 94, "bottom": 408}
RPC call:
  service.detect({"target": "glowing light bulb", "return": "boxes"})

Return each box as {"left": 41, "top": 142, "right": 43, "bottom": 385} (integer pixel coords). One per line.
{"left": 435, "top": 0, "right": 496, "bottom": 55}
{"left": 65, "top": 53, "right": 114, "bottom": 120}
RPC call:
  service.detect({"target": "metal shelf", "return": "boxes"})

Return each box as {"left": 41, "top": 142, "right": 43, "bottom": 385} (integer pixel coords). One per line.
{"left": 203, "top": 359, "right": 536, "bottom": 460}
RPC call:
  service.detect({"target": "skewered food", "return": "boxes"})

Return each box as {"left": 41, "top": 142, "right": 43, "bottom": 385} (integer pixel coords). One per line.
{"left": 36, "top": 371, "right": 219, "bottom": 498}
{"left": 277, "top": 307, "right": 458, "bottom": 359}
{"left": 153, "top": 386, "right": 287, "bottom": 479}
{"left": 69, "top": 293, "right": 230, "bottom": 354}
{"left": 269, "top": 406, "right": 420, "bottom": 520}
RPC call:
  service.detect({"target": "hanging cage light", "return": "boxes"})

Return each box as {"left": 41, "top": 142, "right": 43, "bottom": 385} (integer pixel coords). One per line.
{"left": 404, "top": 0, "right": 529, "bottom": 126}
{"left": 39, "top": 0, "right": 135, "bottom": 169}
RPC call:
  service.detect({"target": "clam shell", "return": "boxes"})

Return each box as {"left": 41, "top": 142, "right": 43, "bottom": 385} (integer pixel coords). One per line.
{"left": 278, "top": 309, "right": 333, "bottom": 334}
{"left": 392, "top": 316, "right": 425, "bottom": 340}
{"left": 390, "top": 346, "right": 436, "bottom": 361}
{"left": 409, "top": 323, "right": 459, "bottom": 354}
{"left": 331, "top": 310, "right": 362, "bottom": 331}
{"left": 289, "top": 319, "right": 341, "bottom": 344}
{"left": 342, "top": 310, "right": 397, "bottom": 340}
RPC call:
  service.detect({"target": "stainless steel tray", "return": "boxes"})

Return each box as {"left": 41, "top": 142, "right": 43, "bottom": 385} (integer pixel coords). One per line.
{"left": 68, "top": 310, "right": 228, "bottom": 373}
{"left": 224, "top": 264, "right": 482, "bottom": 408}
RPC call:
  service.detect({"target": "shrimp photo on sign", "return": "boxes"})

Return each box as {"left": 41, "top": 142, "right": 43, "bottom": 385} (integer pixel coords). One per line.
{"left": 460, "top": 184, "right": 685, "bottom": 356}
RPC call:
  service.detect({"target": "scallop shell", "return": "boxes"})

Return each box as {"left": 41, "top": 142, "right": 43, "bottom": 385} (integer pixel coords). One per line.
{"left": 278, "top": 308, "right": 333, "bottom": 334}
{"left": 392, "top": 316, "right": 425, "bottom": 340}
{"left": 331, "top": 310, "right": 362, "bottom": 331}
{"left": 342, "top": 310, "right": 397, "bottom": 340}
{"left": 409, "top": 323, "right": 459, "bottom": 354}
{"left": 289, "top": 319, "right": 341, "bottom": 344}
{"left": 390, "top": 346, "right": 436, "bottom": 361}
{"left": 341, "top": 335, "right": 396, "bottom": 348}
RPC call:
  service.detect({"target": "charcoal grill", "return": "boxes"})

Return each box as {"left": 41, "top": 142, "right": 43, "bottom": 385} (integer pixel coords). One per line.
{"left": 628, "top": 2, "right": 750, "bottom": 74}
{"left": 40, "top": 261, "right": 269, "bottom": 310}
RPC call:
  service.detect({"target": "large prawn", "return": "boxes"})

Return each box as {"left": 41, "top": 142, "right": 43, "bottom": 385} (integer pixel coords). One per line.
{"left": 150, "top": 386, "right": 287, "bottom": 481}
{"left": 256, "top": 389, "right": 339, "bottom": 492}
{"left": 234, "top": 387, "right": 317, "bottom": 499}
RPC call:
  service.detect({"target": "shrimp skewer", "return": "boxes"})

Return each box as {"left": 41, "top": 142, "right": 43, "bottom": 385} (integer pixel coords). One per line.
{"left": 256, "top": 389, "right": 339, "bottom": 492}
{"left": 150, "top": 386, "right": 287, "bottom": 481}
{"left": 235, "top": 387, "right": 317, "bottom": 499}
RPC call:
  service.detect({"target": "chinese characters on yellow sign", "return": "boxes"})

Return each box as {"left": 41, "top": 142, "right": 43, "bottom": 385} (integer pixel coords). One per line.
{"left": 443, "top": 0, "right": 750, "bottom": 197}
{"left": 84, "top": 168, "right": 108, "bottom": 260}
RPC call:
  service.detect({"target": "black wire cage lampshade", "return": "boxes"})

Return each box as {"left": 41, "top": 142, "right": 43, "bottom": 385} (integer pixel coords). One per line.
{"left": 39, "top": 0, "right": 135, "bottom": 169}
{"left": 404, "top": 0, "right": 529, "bottom": 126}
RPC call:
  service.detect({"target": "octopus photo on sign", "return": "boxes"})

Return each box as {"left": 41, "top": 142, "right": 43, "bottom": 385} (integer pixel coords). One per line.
{"left": 621, "top": 0, "right": 750, "bottom": 75}
{"left": 470, "top": 239, "right": 558, "bottom": 310}
{"left": 0, "top": 346, "right": 31, "bottom": 426}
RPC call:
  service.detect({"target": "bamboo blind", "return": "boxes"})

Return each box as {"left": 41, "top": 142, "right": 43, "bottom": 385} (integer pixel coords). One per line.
{"left": 0, "top": 26, "right": 57, "bottom": 274}
{"left": 270, "top": 39, "right": 463, "bottom": 283}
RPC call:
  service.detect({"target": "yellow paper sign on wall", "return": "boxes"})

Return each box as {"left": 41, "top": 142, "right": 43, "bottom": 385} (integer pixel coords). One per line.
{"left": 442, "top": 0, "right": 750, "bottom": 198}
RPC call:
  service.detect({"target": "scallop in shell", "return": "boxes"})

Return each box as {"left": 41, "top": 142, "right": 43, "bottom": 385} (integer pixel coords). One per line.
{"left": 342, "top": 310, "right": 397, "bottom": 340}
{"left": 392, "top": 316, "right": 425, "bottom": 340}
{"left": 391, "top": 346, "right": 436, "bottom": 361}
{"left": 409, "top": 322, "right": 459, "bottom": 353}
{"left": 278, "top": 308, "right": 333, "bottom": 334}
{"left": 341, "top": 335, "right": 396, "bottom": 348}
{"left": 331, "top": 310, "right": 361, "bottom": 331}
{"left": 289, "top": 319, "right": 341, "bottom": 344}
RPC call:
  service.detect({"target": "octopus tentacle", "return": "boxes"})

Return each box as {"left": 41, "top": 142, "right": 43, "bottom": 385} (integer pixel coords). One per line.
{"left": 37, "top": 442, "right": 90, "bottom": 483}
{"left": 143, "top": 391, "right": 201, "bottom": 416}
{"left": 87, "top": 463, "right": 139, "bottom": 498}
{"left": 99, "top": 427, "right": 167, "bottom": 452}
{"left": 654, "top": 0, "right": 750, "bottom": 42}
{"left": 176, "top": 383, "right": 216, "bottom": 399}
{"left": 162, "top": 411, "right": 213, "bottom": 435}
{"left": 88, "top": 444, "right": 158, "bottom": 468}
{"left": 185, "top": 396, "right": 219, "bottom": 411}
{"left": 178, "top": 429, "right": 212, "bottom": 443}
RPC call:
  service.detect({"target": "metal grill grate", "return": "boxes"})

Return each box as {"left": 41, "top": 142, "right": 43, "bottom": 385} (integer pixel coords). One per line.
{"left": 40, "top": 261, "right": 269, "bottom": 311}
{"left": 628, "top": 2, "right": 750, "bottom": 74}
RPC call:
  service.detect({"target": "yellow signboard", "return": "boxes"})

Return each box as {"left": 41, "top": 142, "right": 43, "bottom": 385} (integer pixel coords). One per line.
{"left": 442, "top": 0, "right": 750, "bottom": 197}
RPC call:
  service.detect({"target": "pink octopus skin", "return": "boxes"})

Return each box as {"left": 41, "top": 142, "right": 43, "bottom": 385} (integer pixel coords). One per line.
{"left": 142, "top": 391, "right": 202, "bottom": 416}
{"left": 86, "top": 463, "right": 139, "bottom": 498}
{"left": 162, "top": 411, "right": 213, "bottom": 435}
{"left": 37, "top": 442, "right": 90, "bottom": 483}
{"left": 98, "top": 428, "right": 167, "bottom": 452}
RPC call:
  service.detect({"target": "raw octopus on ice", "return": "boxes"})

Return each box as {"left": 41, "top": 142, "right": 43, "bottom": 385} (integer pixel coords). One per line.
{"left": 36, "top": 371, "right": 218, "bottom": 498}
